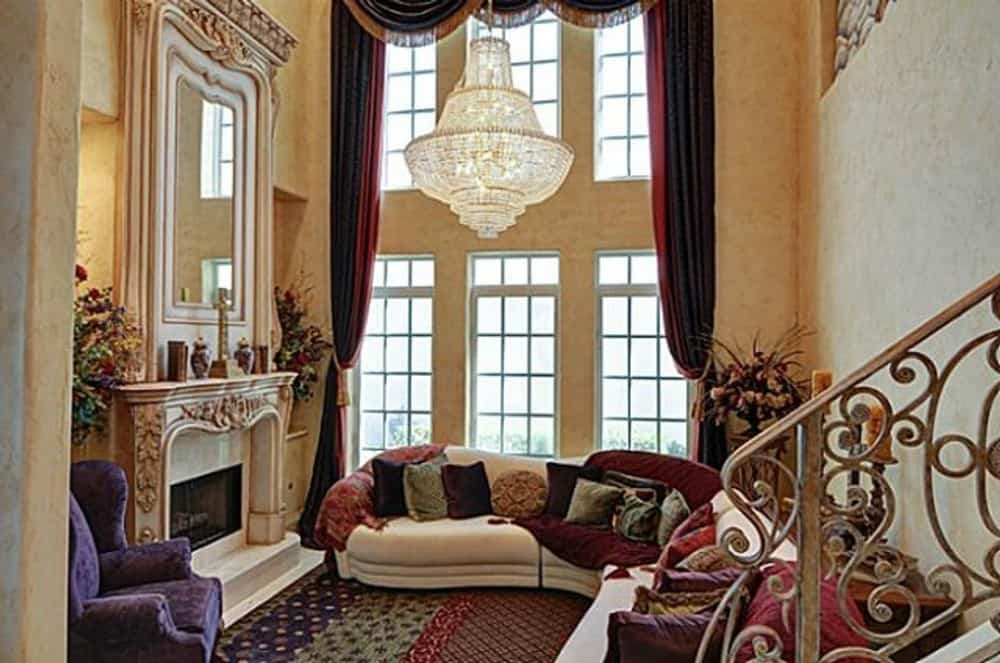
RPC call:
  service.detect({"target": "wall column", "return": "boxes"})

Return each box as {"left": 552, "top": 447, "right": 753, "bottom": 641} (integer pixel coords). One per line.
{"left": 0, "top": 1, "right": 83, "bottom": 661}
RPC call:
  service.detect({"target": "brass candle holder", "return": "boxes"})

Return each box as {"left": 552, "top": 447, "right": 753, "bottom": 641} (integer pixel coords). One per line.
{"left": 208, "top": 287, "right": 244, "bottom": 379}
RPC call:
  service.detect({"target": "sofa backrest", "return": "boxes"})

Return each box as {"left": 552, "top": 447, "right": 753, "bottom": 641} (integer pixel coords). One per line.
{"left": 444, "top": 445, "right": 561, "bottom": 482}
{"left": 584, "top": 450, "right": 722, "bottom": 509}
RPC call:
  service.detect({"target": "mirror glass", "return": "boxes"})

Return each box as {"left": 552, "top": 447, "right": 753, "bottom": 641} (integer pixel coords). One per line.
{"left": 174, "top": 79, "right": 235, "bottom": 307}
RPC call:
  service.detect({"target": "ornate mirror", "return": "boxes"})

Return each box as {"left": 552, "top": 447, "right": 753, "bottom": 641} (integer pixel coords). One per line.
{"left": 118, "top": 0, "right": 296, "bottom": 380}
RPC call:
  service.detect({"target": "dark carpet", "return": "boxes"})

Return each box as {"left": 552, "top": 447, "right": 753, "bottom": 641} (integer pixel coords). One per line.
{"left": 214, "top": 568, "right": 591, "bottom": 663}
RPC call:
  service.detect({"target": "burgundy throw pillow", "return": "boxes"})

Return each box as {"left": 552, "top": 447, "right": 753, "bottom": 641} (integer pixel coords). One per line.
{"left": 604, "top": 609, "right": 723, "bottom": 663}
{"left": 372, "top": 458, "right": 411, "bottom": 517}
{"left": 653, "top": 524, "right": 717, "bottom": 590}
{"left": 544, "top": 462, "right": 603, "bottom": 518}
{"left": 442, "top": 461, "right": 492, "bottom": 519}
{"left": 671, "top": 502, "right": 714, "bottom": 542}
{"left": 735, "top": 564, "right": 869, "bottom": 662}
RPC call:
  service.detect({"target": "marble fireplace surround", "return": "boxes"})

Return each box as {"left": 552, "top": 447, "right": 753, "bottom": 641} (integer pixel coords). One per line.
{"left": 112, "top": 373, "right": 296, "bottom": 547}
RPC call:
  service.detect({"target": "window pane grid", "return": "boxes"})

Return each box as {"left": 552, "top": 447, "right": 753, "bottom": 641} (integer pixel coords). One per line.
{"left": 383, "top": 48, "right": 437, "bottom": 190}
{"left": 357, "top": 257, "right": 434, "bottom": 467}
{"left": 470, "top": 254, "right": 558, "bottom": 457}
{"left": 595, "top": 18, "right": 649, "bottom": 180}
{"left": 596, "top": 252, "right": 687, "bottom": 457}
{"left": 469, "top": 11, "right": 561, "bottom": 136}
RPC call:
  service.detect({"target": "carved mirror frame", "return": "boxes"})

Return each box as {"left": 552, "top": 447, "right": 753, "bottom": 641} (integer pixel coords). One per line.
{"left": 119, "top": 0, "right": 296, "bottom": 380}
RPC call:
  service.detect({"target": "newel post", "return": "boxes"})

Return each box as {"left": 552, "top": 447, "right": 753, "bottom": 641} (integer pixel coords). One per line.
{"left": 796, "top": 412, "right": 824, "bottom": 662}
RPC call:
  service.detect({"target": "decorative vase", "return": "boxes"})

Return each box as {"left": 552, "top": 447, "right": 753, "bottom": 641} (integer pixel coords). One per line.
{"left": 191, "top": 338, "right": 211, "bottom": 379}
{"left": 234, "top": 337, "right": 254, "bottom": 375}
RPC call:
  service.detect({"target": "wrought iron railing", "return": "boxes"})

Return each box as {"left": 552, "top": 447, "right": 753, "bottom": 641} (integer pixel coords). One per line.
{"left": 699, "top": 273, "right": 1000, "bottom": 662}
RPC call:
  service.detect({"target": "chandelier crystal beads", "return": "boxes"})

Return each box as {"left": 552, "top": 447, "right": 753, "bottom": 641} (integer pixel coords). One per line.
{"left": 403, "top": 37, "right": 574, "bottom": 239}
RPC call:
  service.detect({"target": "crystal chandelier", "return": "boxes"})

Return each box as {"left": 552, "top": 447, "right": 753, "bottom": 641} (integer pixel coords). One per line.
{"left": 403, "top": 33, "right": 574, "bottom": 238}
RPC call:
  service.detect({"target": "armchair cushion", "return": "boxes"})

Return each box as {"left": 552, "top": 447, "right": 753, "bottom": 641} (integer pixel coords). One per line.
{"left": 100, "top": 538, "right": 192, "bottom": 592}
{"left": 71, "top": 460, "right": 128, "bottom": 553}
{"left": 106, "top": 574, "right": 222, "bottom": 635}
{"left": 75, "top": 594, "right": 175, "bottom": 643}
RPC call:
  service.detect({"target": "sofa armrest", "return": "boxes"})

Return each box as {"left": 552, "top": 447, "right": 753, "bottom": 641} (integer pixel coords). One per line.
{"left": 74, "top": 594, "right": 176, "bottom": 643}
{"left": 100, "top": 538, "right": 191, "bottom": 592}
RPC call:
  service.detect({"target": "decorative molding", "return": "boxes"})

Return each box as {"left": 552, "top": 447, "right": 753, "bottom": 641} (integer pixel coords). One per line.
{"left": 201, "top": 0, "right": 297, "bottom": 64}
{"left": 139, "top": 527, "right": 159, "bottom": 544}
{"left": 177, "top": 1, "right": 253, "bottom": 66}
{"left": 180, "top": 393, "right": 269, "bottom": 431}
{"left": 134, "top": 0, "right": 154, "bottom": 32}
{"left": 133, "top": 404, "right": 166, "bottom": 513}
{"left": 835, "top": 0, "right": 896, "bottom": 76}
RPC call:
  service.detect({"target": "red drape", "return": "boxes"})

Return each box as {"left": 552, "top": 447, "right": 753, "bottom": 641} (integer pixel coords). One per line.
{"left": 299, "top": 3, "right": 386, "bottom": 545}
{"left": 645, "top": 0, "right": 726, "bottom": 468}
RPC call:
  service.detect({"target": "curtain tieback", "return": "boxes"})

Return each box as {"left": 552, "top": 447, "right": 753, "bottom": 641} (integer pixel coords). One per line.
{"left": 690, "top": 376, "right": 707, "bottom": 423}
{"left": 336, "top": 363, "right": 351, "bottom": 407}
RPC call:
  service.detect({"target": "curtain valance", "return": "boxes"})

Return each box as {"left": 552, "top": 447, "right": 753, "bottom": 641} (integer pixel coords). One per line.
{"left": 342, "top": 0, "right": 658, "bottom": 46}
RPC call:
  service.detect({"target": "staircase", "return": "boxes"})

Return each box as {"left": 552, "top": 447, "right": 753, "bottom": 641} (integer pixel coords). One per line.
{"left": 699, "top": 273, "right": 1000, "bottom": 662}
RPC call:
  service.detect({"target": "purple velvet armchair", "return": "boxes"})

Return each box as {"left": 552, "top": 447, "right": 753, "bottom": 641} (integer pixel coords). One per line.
{"left": 68, "top": 460, "right": 222, "bottom": 663}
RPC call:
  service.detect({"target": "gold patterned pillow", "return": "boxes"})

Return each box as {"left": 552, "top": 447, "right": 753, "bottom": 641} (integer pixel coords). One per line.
{"left": 632, "top": 585, "right": 728, "bottom": 617}
{"left": 677, "top": 545, "right": 737, "bottom": 573}
{"left": 490, "top": 471, "right": 548, "bottom": 518}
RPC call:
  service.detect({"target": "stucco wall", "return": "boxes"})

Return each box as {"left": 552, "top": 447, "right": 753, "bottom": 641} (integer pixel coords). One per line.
{"left": 800, "top": 0, "right": 1000, "bottom": 626}
{"left": 376, "top": 3, "right": 802, "bottom": 459}
{"left": 77, "top": 119, "right": 120, "bottom": 289}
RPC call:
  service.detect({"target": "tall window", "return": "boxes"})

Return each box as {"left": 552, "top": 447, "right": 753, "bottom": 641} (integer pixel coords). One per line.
{"left": 355, "top": 256, "right": 435, "bottom": 467}
{"left": 594, "top": 18, "right": 649, "bottom": 180}
{"left": 596, "top": 252, "right": 687, "bottom": 456}
{"left": 469, "top": 11, "right": 561, "bottom": 136}
{"left": 200, "top": 101, "right": 234, "bottom": 198}
{"left": 383, "top": 45, "right": 437, "bottom": 190}
{"left": 469, "top": 254, "right": 559, "bottom": 456}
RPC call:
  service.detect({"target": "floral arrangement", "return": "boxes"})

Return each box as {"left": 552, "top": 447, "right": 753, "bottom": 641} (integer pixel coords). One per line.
{"left": 73, "top": 264, "right": 143, "bottom": 445}
{"left": 701, "top": 326, "right": 810, "bottom": 437}
{"left": 274, "top": 275, "right": 333, "bottom": 402}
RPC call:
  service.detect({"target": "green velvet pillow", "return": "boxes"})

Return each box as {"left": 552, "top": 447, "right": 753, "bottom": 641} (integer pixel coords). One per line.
{"left": 657, "top": 489, "right": 691, "bottom": 546}
{"left": 615, "top": 493, "right": 662, "bottom": 543}
{"left": 403, "top": 461, "right": 448, "bottom": 521}
{"left": 565, "top": 479, "right": 623, "bottom": 528}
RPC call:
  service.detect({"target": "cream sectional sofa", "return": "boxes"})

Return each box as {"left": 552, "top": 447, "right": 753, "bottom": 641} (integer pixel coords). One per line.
{"left": 333, "top": 446, "right": 793, "bottom": 662}
{"left": 334, "top": 446, "right": 602, "bottom": 597}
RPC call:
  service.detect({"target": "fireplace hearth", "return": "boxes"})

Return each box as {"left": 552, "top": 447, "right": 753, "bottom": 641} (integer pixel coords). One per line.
{"left": 170, "top": 465, "right": 242, "bottom": 550}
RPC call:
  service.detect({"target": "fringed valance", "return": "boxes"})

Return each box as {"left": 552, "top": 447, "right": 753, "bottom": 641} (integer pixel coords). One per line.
{"left": 342, "top": 0, "right": 660, "bottom": 46}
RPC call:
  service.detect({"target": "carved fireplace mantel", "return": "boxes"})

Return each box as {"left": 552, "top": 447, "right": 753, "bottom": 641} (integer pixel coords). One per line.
{"left": 111, "top": 372, "right": 296, "bottom": 545}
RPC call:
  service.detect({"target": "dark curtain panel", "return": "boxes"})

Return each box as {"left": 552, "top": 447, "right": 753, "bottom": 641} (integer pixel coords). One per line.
{"left": 644, "top": 0, "right": 726, "bottom": 469}
{"left": 298, "top": 3, "right": 386, "bottom": 546}
{"left": 348, "top": 0, "right": 658, "bottom": 43}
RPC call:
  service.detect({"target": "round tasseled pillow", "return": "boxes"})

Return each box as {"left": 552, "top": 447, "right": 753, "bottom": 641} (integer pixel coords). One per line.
{"left": 490, "top": 470, "right": 548, "bottom": 518}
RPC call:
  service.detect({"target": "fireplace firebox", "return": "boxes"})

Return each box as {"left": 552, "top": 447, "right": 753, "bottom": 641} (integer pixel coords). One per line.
{"left": 170, "top": 465, "right": 242, "bottom": 550}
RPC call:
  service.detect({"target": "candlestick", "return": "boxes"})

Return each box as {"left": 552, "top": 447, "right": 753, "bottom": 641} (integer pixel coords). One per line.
{"left": 811, "top": 369, "right": 833, "bottom": 398}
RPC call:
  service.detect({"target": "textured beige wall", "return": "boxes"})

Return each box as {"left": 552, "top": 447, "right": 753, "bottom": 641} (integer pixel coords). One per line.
{"left": 801, "top": 0, "right": 1000, "bottom": 626}
{"left": 371, "top": 4, "right": 802, "bottom": 460}
{"left": 77, "top": 119, "right": 120, "bottom": 289}
{"left": 82, "top": 0, "right": 120, "bottom": 117}
{"left": 259, "top": 0, "right": 333, "bottom": 519}
{"left": 1, "top": 1, "right": 82, "bottom": 660}
{"left": 379, "top": 24, "right": 656, "bottom": 459}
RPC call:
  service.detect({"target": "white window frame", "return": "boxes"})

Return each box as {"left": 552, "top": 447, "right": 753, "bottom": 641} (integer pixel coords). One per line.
{"left": 351, "top": 256, "right": 435, "bottom": 469}
{"left": 594, "top": 17, "right": 649, "bottom": 181}
{"left": 594, "top": 250, "right": 689, "bottom": 457}
{"left": 200, "top": 100, "right": 234, "bottom": 199}
{"left": 382, "top": 46, "right": 436, "bottom": 191}
{"left": 469, "top": 11, "right": 562, "bottom": 137}
{"left": 468, "top": 252, "right": 560, "bottom": 457}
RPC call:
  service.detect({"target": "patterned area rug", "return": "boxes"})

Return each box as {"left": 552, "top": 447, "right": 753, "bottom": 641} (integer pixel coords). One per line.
{"left": 214, "top": 568, "right": 591, "bottom": 663}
